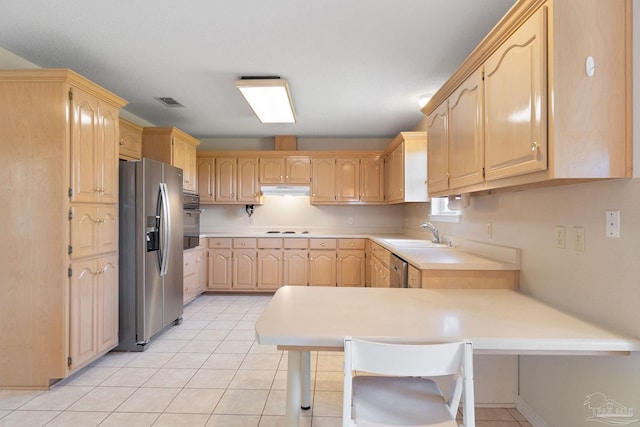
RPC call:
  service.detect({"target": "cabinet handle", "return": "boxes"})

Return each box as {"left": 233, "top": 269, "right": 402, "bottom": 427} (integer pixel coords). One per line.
{"left": 320, "top": 242, "right": 325, "bottom": 247}
{"left": 119, "top": 138, "right": 124, "bottom": 146}
{"left": 531, "top": 142, "right": 539, "bottom": 152}
{"left": 350, "top": 242, "right": 354, "bottom": 247}
{"left": 241, "top": 242, "right": 246, "bottom": 246}
{"left": 286, "top": 175, "right": 289, "bottom": 179}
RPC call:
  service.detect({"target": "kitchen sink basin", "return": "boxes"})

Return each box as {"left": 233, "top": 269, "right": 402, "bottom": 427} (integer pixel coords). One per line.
{"left": 380, "top": 239, "right": 449, "bottom": 248}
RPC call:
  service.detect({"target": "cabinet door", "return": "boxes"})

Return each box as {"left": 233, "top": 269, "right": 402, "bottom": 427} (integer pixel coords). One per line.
{"left": 386, "top": 144, "right": 404, "bottom": 203}
{"left": 237, "top": 157, "right": 260, "bottom": 203}
{"left": 232, "top": 249, "right": 257, "bottom": 290}
{"left": 215, "top": 157, "right": 236, "bottom": 202}
{"left": 283, "top": 250, "right": 308, "bottom": 286}
{"left": 70, "top": 205, "right": 118, "bottom": 259}
{"left": 207, "top": 249, "right": 232, "bottom": 290}
{"left": 360, "top": 157, "right": 384, "bottom": 203}
{"left": 311, "top": 158, "right": 335, "bottom": 203}
{"left": 309, "top": 250, "right": 336, "bottom": 286}
{"left": 99, "top": 102, "right": 119, "bottom": 204}
{"left": 408, "top": 264, "right": 422, "bottom": 289}
{"left": 183, "top": 250, "right": 198, "bottom": 304}
{"left": 260, "top": 157, "right": 285, "bottom": 184}
{"left": 484, "top": 6, "right": 547, "bottom": 181}
{"left": 195, "top": 246, "right": 206, "bottom": 294}
{"left": 337, "top": 250, "right": 365, "bottom": 287}
{"left": 69, "top": 259, "right": 98, "bottom": 370}
{"left": 97, "top": 206, "right": 118, "bottom": 254}
{"left": 172, "top": 136, "right": 187, "bottom": 173}
{"left": 286, "top": 156, "right": 311, "bottom": 184}
{"left": 118, "top": 118, "right": 142, "bottom": 160}
{"left": 449, "top": 68, "right": 485, "bottom": 190}
{"left": 97, "top": 255, "right": 118, "bottom": 353}
{"left": 183, "top": 142, "right": 197, "bottom": 193}
{"left": 197, "top": 157, "right": 215, "bottom": 203}
{"left": 335, "top": 158, "right": 360, "bottom": 202}
{"left": 426, "top": 103, "right": 449, "bottom": 194}
{"left": 70, "top": 89, "right": 100, "bottom": 203}
{"left": 257, "top": 249, "right": 282, "bottom": 290}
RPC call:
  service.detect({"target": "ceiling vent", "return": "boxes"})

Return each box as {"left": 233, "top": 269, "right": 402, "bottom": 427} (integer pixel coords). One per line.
{"left": 154, "top": 97, "right": 184, "bottom": 107}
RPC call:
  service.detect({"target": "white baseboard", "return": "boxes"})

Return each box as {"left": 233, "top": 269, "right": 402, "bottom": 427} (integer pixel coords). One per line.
{"left": 516, "top": 396, "right": 552, "bottom": 427}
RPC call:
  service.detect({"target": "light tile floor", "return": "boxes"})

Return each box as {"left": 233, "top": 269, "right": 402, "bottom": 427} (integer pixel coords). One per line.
{"left": 0, "top": 294, "right": 532, "bottom": 427}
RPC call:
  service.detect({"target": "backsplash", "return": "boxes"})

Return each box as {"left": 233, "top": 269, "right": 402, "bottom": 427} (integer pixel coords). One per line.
{"left": 200, "top": 196, "right": 403, "bottom": 234}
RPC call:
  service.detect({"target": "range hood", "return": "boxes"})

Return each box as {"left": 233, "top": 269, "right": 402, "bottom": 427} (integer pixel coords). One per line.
{"left": 261, "top": 185, "right": 310, "bottom": 196}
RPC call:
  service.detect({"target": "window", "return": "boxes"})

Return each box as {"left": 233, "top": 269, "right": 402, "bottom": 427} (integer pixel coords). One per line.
{"left": 429, "top": 196, "right": 461, "bottom": 223}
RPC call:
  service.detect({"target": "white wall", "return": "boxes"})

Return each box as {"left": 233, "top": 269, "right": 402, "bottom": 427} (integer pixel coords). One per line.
{"left": 404, "top": 5, "right": 640, "bottom": 426}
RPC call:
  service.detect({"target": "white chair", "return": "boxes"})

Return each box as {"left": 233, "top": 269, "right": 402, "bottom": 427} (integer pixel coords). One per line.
{"left": 343, "top": 337, "right": 474, "bottom": 427}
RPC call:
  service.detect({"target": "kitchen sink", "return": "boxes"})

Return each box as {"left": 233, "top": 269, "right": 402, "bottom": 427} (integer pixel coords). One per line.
{"left": 380, "top": 239, "right": 449, "bottom": 248}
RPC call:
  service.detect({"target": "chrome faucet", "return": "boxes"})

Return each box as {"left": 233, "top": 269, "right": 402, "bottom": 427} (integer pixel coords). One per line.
{"left": 420, "top": 222, "right": 440, "bottom": 244}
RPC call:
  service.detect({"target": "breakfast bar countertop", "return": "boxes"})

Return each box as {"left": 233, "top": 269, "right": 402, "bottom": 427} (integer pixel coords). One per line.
{"left": 200, "top": 231, "right": 520, "bottom": 271}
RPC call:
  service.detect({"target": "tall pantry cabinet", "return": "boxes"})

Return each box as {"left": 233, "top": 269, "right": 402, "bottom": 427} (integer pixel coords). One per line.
{"left": 0, "top": 69, "right": 127, "bottom": 389}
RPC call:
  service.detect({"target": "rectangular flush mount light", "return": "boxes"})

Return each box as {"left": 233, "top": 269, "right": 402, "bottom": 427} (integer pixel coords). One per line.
{"left": 235, "top": 77, "right": 296, "bottom": 123}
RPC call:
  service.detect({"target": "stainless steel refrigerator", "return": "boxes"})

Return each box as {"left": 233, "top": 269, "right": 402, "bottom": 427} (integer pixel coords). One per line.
{"left": 117, "top": 158, "right": 184, "bottom": 351}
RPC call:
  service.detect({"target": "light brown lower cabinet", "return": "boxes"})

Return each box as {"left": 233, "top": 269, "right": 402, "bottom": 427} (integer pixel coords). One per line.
{"left": 257, "top": 249, "right": 282, "bottom": 290}
{"left": 232, "top": 238, "right": 258, "bottom": 290}
{"left": 408, "top": 264, "right": 421, "bottom": 288}
{"left": 203, "top": 237, "right": 518, "bottom": 292}
{"left": 207, "top": 249, "right": 232, "bottom": 290}
{"left": 367, "top": 241, "right": 391, "bottom": 287}
{"left": 183, "top": 249, "right": 198, "bottom": 305}
{"left": 69, "top": 254, "right": 118, "bottom": 372}
{"left": 283, "top": 250, "right": 308, "bottom": 286}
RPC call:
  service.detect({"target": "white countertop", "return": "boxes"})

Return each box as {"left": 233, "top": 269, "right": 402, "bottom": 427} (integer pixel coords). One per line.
{"left": 255, "top": 287, "right": 640, "bottom": 355}
{"left": 200, "top": 231, "right": 519, "bottom": 271}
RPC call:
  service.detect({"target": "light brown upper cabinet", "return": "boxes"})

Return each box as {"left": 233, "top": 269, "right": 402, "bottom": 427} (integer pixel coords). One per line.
{"left": 141, "top": 127, "right": 201, "bottom": 193}
{"left": 213, "top": 156, "right": 260, "bottom": 204}
{"left": 197, "top": 157, "right": 215, "bottom": 203}
{"left": 359, "top": 156, "right": 385, "bottom": 203}
{"left": 423, "top": 0, "right": 632, "bottom": 196}
{"left": 311, "top": 154, "right": 385, "bottom": 204}
{"left": 384, "top": 132, "right": 428, "bottom": 203}
{"left": 71, "top": 89, "right": 120, "bottom": 204}
{"left": 427, "top": 69, "right": 484, "bottom": 194}
{"left": 259, "top": 155, "right": 311, "bottom": 184}
{"left": 484, "top": 6, "right": 547, "bottom": 181}
{"left": 118, "top": 117, "right": 143, "bottom": 161}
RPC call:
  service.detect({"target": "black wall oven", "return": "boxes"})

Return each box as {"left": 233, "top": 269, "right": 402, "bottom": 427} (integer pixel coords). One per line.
{"left": 183, "top": 192, "right": 200, "bottom": 250}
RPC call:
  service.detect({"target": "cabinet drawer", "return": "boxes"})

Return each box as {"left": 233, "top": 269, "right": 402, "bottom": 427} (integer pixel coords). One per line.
{"left": 208, "top": 238, "right": 232, "bottom": 249}
{"left": 258, "top": 238, "right": 283, "bottom": 249}
{"left": 338, "top": 239, "right": 365, "bottom": 250}
{"left": 233, "top": 238, "right": 257, "bottom": 249}
{"left": 309, "top": 238, "right": 337, "bottom": 249}
{"left": 284, "top": 238, "right": 308, "bottom": 249}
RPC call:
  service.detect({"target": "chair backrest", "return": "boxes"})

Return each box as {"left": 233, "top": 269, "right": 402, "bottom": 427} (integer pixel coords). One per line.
{"left": 343, "top": 337, "right": 474, "bottom": 426}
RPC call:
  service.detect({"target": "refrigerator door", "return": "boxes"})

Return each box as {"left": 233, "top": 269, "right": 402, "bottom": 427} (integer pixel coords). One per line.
{"left": 141, "top": 159, "right": 165, "bottom": 342}
{"left": 161, "top": 163, "right": 184, "bottom": 328}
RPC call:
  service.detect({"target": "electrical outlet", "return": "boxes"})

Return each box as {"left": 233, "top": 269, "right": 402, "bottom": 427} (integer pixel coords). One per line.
{"left": 486, "top": 222, "right": 492, "bottom": 238}
{"left": 555, "top": 226, "right": 566, "bottom": 249}
{"left": 574, "top": 226, "right": 585, "bottom": 251}
{"left": 348, "top": 216, "right": 353, "bottom": 225}
{"left": 606, "top": 210, "right": 620, "bottom": 238}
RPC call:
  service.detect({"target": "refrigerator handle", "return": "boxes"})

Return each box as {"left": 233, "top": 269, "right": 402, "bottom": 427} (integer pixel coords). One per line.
{"left": 159, "top": 182, "right": 171, "bottom": 277}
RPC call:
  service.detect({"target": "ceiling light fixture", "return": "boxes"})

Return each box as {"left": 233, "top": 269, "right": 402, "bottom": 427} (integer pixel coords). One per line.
{"left": 235, "top": 76, "right": 296, "bottom": 124}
